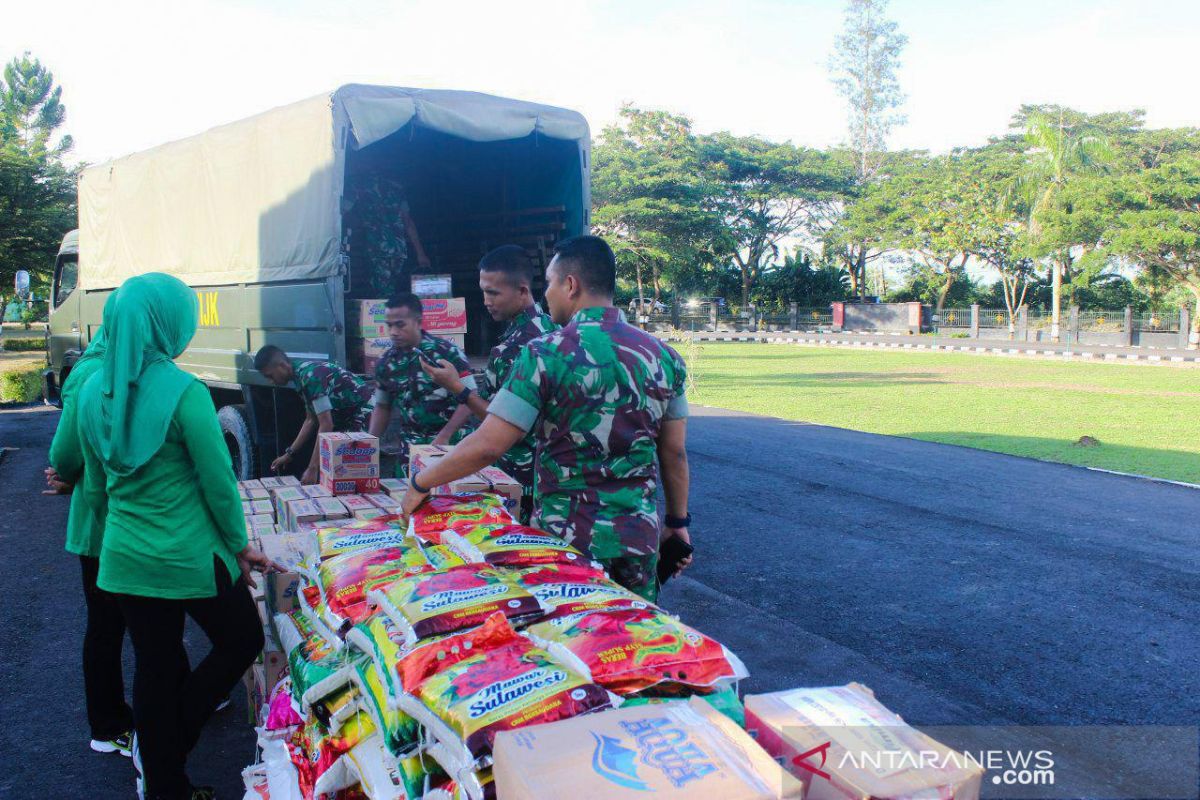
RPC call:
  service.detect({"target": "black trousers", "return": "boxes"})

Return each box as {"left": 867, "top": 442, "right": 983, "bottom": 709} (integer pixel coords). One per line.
{"left": 80, "top": 555, "right": 134, "bottom": 741}
{"left": 117, "top": 560, "right": 263, "bottom": 800}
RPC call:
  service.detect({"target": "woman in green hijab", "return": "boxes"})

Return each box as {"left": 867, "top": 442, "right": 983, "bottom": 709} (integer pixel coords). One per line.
{"left": 46, "top": 296, "right": 136, "bottom": 758}
{"left": 77, "top": 273, "right": 274, "bottom": 800}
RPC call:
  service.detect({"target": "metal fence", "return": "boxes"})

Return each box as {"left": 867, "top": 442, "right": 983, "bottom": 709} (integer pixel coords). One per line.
{"left": 979, "top": 308, "right": 1017, "bottom": 329}
{"left": 936, "top": 308, "right": 971, "bottom": 327}
{"left": 1077, "top": 310, "right": 1124, "bottom": 333}
{"left": 1135, "top": 311, "right": 1181, "bottom": 333}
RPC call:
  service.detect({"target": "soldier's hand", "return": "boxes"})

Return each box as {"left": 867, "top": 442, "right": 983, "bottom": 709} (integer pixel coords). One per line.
{"left": 420, "top": 358, "right": 464, "bottom": 393}
{"left": 301, "top": 465, "right": 319, "bottom": 485}
{"left": 665, "top": 527, "right": 693, "bottom": 577}
{"left": 270, "top": 453, "right": 292, "bottom": 473}
{"left": 400, "top": 484, "right": 429, "bottom": 519}
{"left": 417, "top": 253, "right": 432, "bottom": 270}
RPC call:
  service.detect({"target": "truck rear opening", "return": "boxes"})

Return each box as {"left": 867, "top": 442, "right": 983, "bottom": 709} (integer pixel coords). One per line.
{"left": 346, "top": 125, "right": 586, "bottom": 355}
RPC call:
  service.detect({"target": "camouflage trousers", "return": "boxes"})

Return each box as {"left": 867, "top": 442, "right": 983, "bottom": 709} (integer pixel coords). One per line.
{"left": 597, "top": 552, "right": 660, "bottom": 603}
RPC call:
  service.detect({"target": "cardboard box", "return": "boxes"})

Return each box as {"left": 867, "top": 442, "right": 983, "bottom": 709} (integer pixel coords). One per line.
{"left": 258, "top": 532, "right": 315, "bottom": 615}
{"left": 302, "top": 484, "right": 332, "bottom": 499}
{"left": 420, "top": 297, "right": 467, "bottom": 333}
{"left": 494, "top": 697, "right": 801, "bottom": 800}
{"left": 339, "top": 494, "right": 376, "bottom": 512}
{"left": 321, "top": 475, "right": 382, "bottom": 496}
{"left": 410, "top": 445, "right": 522, "bottom": 512}
{"left": 353, "top": 507, "right": 388, "bottom": 521}
{"left": 247, "top": 486, "right": 270, "bottom": 501}
{"left": 241, "top": 501, "right": 253, "bottom": 516}
{"left": 239, "top": 479, "right": 264, "bottom": 491}
{"left": 243, "top": 665, "right": 266, "bottom": 726}
{"left": 364, "top": 493, "right": 401, "bottom": 512}
{"left": 283, "top": 498, "right": 323, "bottom": 530}
{"left": 411, "top": 274, "right": 453, "bottom": 298}
{"left": 744, "top": 684, "right": 982, "bottom": 800}
{"left": 319, "top": 432, "right": 380, "bottom": 478}
{"left": 237, "top": 484, "right": 249, "bottom": 500}
{"left": 351, "top": 299, "right": 388, "bottom": 324}
{"left": 351, "top": 336, "right": 393, "bottom": 358}
{"left": 261, "top": 629, "right": 286, "bottom": 697}
{"left": 249, "top": 499, "right": 275, "bottom": 517}
{"left": 251, "top": 523, "right": 278, "bottom": 539}
{"left": 247, "top": 513, "right": 274, "bottom": 527}
{"left": 362, "top": 355, "right": 382, "bottom": 376}
{"left": 259, "top": 476, "right": 284, "bottom": 489}
{"left": 314, "top": 496, "right": 349, "bottom": 520}
{"left": 379, "top": 477, "right": 407, "bottom": 497}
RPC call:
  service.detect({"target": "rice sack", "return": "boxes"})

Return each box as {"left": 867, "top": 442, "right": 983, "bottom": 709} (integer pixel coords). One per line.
{"left": 275, "top": 611, "right": 360, "bottom": 712}
{"left": 408, "top": 495, "right": 512, "bottom": 544}
{"left": 523, "top": 606, "right": 748, "bottom": 696}
{"left": 314, "top": 544, "right": 431, "bottom": 632}
{"left": 442, "top": 524, "right": 592, "bottom": 568}
{"left": 514, "top": 563, "right": 649, "bottom": 619}
{"left": 393, "top": 613, "right": 614, "bottom": 773}
{"left": 312, "top": 520, "right": 407, "bottom": 562}
{"left": 368, "top": 565, "right": 543, "bottom": 646}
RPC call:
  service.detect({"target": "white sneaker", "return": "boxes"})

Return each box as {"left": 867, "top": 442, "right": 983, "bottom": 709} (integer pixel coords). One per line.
{"left": 89, "top": 731, "right": 133, "bottom": 757}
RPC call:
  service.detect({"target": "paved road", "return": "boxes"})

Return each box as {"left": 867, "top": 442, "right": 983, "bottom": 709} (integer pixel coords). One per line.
{"left": 1, "top": 403, "right": 1197, "bottom": 798}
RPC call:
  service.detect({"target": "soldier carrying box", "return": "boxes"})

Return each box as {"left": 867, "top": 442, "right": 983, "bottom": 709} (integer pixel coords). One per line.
{"left": 254, "top": 346, "right": 374, "bottom": 484}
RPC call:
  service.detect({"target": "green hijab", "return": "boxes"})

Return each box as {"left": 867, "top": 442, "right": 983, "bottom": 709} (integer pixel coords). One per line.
{"left": 80, "top": 273, "right": 199, "bottom": 477}
{"left": 71, "top": 292, "right": 117, "bottom": 375}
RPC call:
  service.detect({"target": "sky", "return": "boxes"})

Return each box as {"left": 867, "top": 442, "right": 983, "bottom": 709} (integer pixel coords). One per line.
{"left": 3, "top": 0, "right": 1199, "bottom": 167}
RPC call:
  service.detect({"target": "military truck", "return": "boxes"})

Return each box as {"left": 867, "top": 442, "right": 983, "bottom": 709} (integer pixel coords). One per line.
{"left": 44, "top": 85, "right": 590, "bottom": 478}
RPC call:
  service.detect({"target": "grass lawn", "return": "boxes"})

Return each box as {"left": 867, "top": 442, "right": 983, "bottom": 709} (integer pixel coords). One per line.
{"left": 685, "top": 342, "right": 1200, "bottom": 484}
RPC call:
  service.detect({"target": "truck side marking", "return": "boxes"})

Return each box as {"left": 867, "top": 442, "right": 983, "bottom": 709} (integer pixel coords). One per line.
{"left": 198, "top": 291, "right": 220, "bottom": 326}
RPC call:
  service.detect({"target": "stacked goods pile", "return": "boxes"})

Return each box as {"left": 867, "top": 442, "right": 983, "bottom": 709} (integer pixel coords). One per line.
{"left": 238, "top": 489, "right": 759, "bottom": 800}
{"left": 238, "top": 442, "right": 982, "bottom": 799}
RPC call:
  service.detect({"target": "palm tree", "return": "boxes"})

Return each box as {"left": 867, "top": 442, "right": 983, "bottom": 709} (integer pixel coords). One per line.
{"left": 1018, "top": 110, "right": 1112, "bottom": 341}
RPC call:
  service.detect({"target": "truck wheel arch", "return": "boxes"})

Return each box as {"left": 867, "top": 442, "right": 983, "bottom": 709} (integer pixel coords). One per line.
{"left": 217, "top": 403, "right": 256, "bottom": 481}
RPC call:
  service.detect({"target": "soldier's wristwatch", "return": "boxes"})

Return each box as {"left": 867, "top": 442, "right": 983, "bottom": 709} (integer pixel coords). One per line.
{"left": 455, "top": 386, "right": 473, "bottom": 404}
{"left": 665, "top": 512, "right": 692, "bottom": 529}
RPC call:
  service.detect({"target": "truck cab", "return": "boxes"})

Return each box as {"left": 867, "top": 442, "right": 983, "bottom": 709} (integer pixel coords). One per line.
{"left": 42, "top": 229, "right": 83, "bottom": 406}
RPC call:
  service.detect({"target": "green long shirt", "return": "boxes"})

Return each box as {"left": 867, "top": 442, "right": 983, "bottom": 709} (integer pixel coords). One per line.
{"left": 47, "top": 358, "right": 104, "bottom": 557}
{"left": 80, "top": 380, "right": 247, "bottom": 598}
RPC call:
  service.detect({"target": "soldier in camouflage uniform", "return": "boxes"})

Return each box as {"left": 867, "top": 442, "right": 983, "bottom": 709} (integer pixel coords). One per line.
{"left": 419, "top": 245, "right": 558, "bottom": 520}
{"left": 403, "top": 237, "right": 692, "bottom": 602}
{"left": 344, "top": 175, "right": 431, "bottom": 298}
{"left": 254, "top": 345, "right": 374, "bottom": 483}
{"left": 367, "top": 293, "right": 477, "bottom": 473}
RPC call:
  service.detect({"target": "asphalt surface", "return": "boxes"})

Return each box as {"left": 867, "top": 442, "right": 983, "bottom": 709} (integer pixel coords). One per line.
{"left": 1, "top": 402, "right": 1198, "bottom": 798}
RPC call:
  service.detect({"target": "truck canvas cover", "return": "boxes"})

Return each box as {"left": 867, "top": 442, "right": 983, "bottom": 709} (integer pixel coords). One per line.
{"left": 78, "top": 85, "right": 590, "bottom": 290}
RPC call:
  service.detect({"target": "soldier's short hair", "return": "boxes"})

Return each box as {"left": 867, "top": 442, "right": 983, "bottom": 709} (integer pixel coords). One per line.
{"left": 386, "top": 292, "right": 424, "bottom": 318}
{"left": 253, "top": 344, "right": 287, "bottom": 371}
{"left": 552, "top": 235, "right": 616, "bottom": 297}
{"left": 479, "top": 245, "right": 534, "bottom": 288}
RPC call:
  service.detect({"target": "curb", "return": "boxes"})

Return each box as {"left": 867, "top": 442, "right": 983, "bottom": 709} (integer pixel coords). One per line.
{"left": 675, "top": 335, "right": 1200, "bottom": 365}
{"left": 1083, "top": 467, "right": 1200, "bottom": 491}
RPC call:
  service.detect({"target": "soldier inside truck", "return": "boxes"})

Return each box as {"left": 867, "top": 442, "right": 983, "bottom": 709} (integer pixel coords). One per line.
{"left": 343, "top": 172, "right": 431, "bottom": 299}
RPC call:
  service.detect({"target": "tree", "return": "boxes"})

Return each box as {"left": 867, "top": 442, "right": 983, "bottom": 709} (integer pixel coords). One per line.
{"left": 829, "top": 0, "right": 907, "bottom": 299}
{"left": 830, "top": 0, "right": 907, "bottom": 182}
{"left": 1, "top": 53, "right": 72, "bottom": 157}
{"left": 700, "top": 133, "right": 848, "bottom": 308}
{"left": 0, "top": 53, "right": 77, "bottom": 314}
{"left": 1014, "top": 106, "right": 1125, "bottom": 340}
{"left": 1105, "top": 150, "right": 1200, "bottom": 348}
{"left": 592, "top": 106, "right": 720, "bottom": 312}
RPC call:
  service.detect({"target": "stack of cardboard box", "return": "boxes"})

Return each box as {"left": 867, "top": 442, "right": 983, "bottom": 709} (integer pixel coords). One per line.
{"left": 347, "top": 296, "right": 468, "bottom": 375}
{"left": 408, "top": 443, "right": 521, "bottom": 514}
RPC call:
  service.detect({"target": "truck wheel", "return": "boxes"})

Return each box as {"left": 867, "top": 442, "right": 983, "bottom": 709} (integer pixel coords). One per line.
{"left": 218, "top": 403, "right": 257, "bottom": 480}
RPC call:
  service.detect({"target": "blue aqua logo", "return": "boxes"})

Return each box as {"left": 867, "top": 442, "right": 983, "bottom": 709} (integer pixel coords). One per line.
{"left": 591, "top": 733, "right": 650, "bottom": 791}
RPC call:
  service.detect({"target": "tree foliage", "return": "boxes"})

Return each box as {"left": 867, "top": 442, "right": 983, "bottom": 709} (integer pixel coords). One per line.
{"left": 0, "top": 53, "right": 77, "bottom": 312}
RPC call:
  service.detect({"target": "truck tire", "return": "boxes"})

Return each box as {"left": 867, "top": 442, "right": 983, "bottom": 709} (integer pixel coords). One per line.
{"left": 218, "top": 403, "right": 257, "bottom": 480}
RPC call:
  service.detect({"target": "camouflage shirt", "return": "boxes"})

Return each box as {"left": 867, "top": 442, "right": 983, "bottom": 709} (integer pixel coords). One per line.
{"left": 292, "top": 359, "right": 373, "bottom": 431}
{"left": 373, "top": 332, "right": 477, "bottom": 445}
{"left": 488, "top": 306, "right": 689, "bottom": 559}
{"left": 482, "top": 304, "right": 559, "bottom": 488}
{"left": 346, "top": 175, "right": 409, "bottom": 297}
